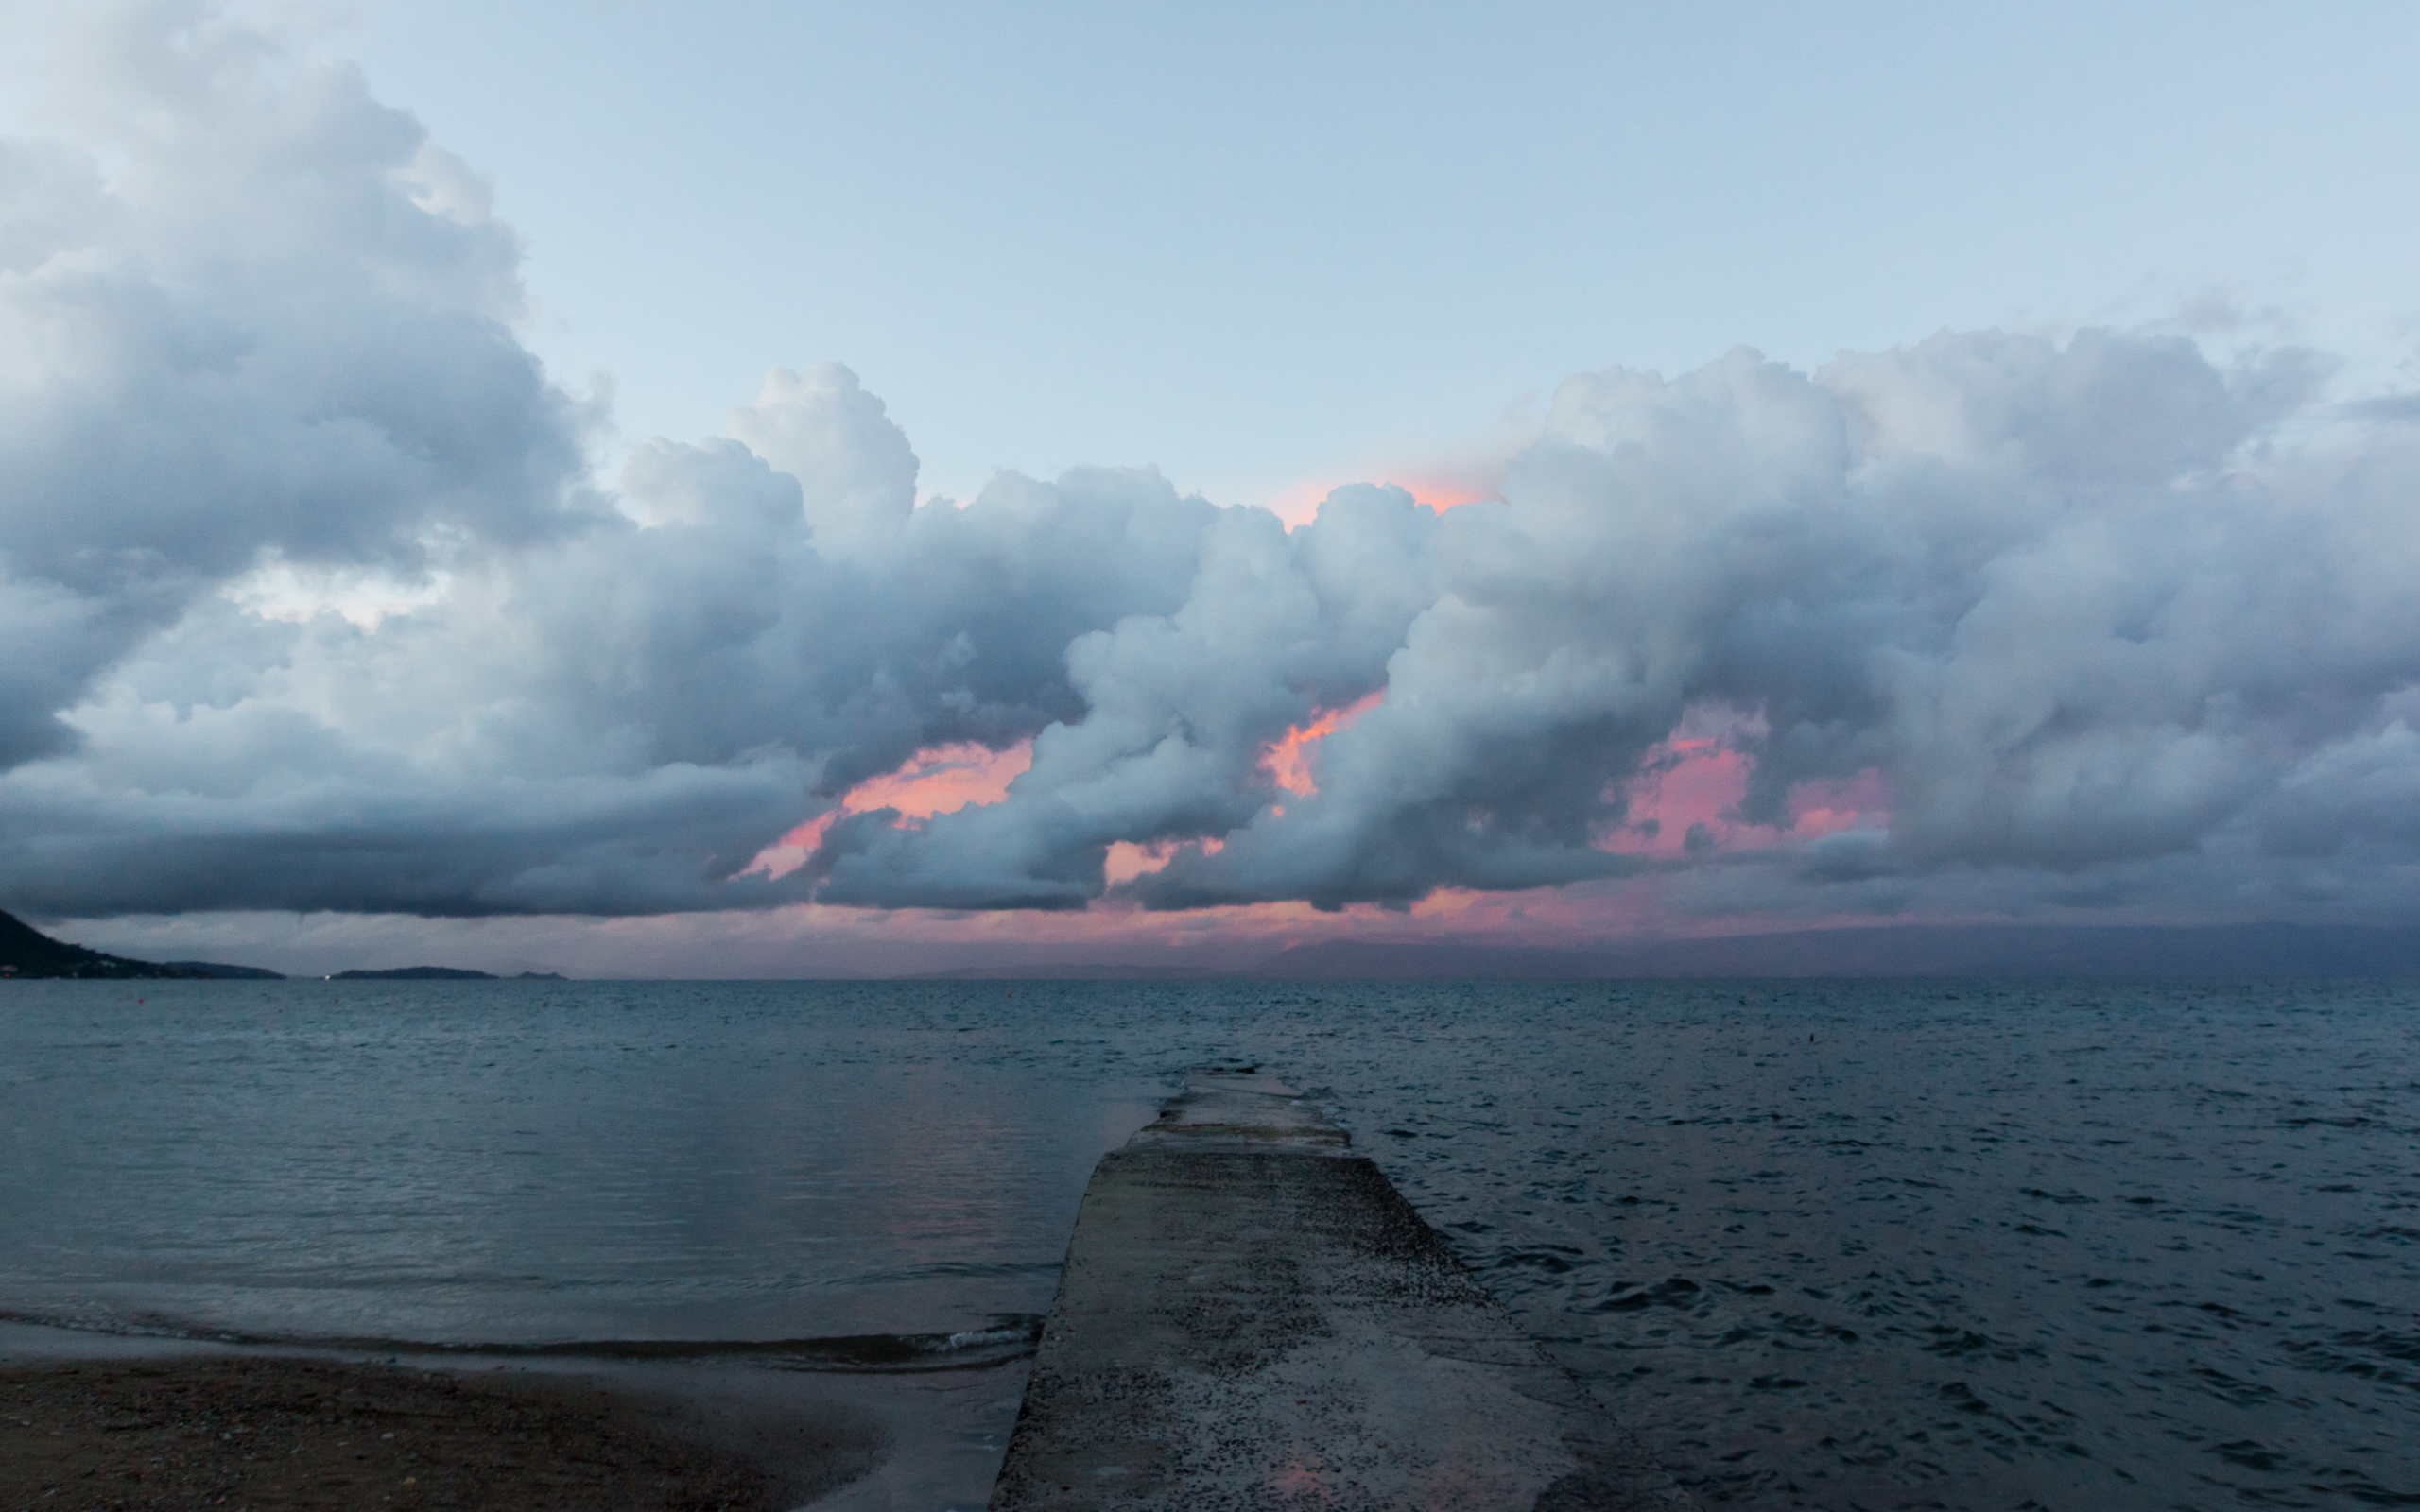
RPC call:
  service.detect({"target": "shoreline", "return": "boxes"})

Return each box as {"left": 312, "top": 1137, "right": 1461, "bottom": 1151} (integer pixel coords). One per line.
{"left": 0, "top": 1353, "right": 886, "bottom": 1511}
{"left": 0, "top": 1320, "right": 1030, "bottom": 1510}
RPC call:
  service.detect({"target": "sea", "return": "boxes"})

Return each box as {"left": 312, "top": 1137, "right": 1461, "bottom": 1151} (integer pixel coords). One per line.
{"left": 1, "top": 977, "right": 2414, "bottom": 1510}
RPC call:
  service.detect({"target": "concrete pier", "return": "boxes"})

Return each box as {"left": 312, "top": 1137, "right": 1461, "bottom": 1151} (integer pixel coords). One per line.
{"left": 988, "top": 1074, "right": 1697, "bottom": 1511}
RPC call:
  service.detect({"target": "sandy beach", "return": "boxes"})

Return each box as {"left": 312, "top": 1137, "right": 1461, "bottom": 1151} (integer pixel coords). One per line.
{"left": 0, "top": 1355, "right": 883, "bottom": 1511}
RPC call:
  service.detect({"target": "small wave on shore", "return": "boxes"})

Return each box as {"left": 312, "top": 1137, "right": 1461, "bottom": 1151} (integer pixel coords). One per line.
{"left": 0, "top": 1309, "right": 1044, "bottom": 1374}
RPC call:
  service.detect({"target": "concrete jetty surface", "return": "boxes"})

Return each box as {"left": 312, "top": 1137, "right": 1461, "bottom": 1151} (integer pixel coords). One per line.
{"left": 989, "top": 1073, "right": 1697, "bottom": 1511}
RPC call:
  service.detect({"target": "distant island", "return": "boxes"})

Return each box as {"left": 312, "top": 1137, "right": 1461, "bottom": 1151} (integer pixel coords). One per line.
{"left": 329, "top": 967, "right": 566, "bottom": 981}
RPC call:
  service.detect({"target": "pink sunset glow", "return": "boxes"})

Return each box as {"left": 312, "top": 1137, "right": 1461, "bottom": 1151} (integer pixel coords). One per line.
{"left": 1104, "top": 835, "right": 1226, "bottom": 885}
{"left": 591, "top": 868, "right": 1949, "bottom": 981}
{"left": 1258, "top": 691, "right": 1385, "bottom": 797}
{"left": 745, "top": 740, "right": 1034, "bottom": 878}
{"left": 1268, "top": 476, "right": 1499, "bottom": 530}
{"left": 1605, "top": 735, "right": 1887, "bottom": 858}
{"left": 848, "top": 741, "right": 1032, "bottom": 818}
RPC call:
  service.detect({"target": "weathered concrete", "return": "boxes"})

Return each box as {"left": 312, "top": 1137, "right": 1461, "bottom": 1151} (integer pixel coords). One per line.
{"left": 989, "top": 1073, "right": 1697, "bottom": 1511}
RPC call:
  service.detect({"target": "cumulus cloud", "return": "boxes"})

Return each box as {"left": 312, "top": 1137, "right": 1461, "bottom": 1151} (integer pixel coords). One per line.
{"left": 9, "top": 6, "right": 2420, "bottom": 929}
{"left": 0, "top": 3, "right": 588, "bottom": 767}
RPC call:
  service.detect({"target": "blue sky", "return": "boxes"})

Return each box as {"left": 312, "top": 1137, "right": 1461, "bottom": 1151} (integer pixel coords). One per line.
{"left": 331, "top": 1, "right": 2420, "bottom": 507}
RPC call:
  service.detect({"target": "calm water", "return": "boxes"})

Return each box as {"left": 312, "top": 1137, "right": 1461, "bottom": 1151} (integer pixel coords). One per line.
{"left": 2, "top": 978, "right": 2414, "bottom": 1509}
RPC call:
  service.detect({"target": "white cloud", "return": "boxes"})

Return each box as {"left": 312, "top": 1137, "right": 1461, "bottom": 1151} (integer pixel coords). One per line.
{"left": 9, "top": 6, "right": 2420, "bottom": 930}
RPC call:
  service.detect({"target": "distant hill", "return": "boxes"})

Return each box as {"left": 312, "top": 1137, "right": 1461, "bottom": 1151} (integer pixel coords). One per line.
{"left": 326, "top": 966, "right": 564, "bottom": 980}
{"left": 2, "top": 907, "right": 189, "bottom": 979}
{"left": 1, "top": 908, "right": 287, "bottom": 979}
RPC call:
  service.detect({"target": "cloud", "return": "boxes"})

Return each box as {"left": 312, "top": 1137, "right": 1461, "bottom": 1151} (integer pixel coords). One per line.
{"left": 0, "top": 2, "right": 590, "bottom": 771}
{"left": 9, "top": 6, "right": 2420, "bottom": 931}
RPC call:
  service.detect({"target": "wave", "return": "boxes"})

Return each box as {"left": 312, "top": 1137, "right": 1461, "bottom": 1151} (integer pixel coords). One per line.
{"left": 0, "top": 1309, "right": 1043, "bottom": 1373}
{"left": 835, "top": 1260, "right": 1065, "bottom": 1285}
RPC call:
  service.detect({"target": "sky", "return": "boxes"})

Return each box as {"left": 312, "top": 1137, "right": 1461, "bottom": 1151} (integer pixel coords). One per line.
{"left": 332, "top": 0, "right": 2420, "bottom": 509}
{"left": 3, "top": 1, "right": 2419, "bottom": 976}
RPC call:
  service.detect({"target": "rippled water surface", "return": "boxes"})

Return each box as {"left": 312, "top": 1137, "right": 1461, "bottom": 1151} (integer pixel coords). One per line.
{"left": 3, "top": 977, "right": 2414, "bottom": 1509}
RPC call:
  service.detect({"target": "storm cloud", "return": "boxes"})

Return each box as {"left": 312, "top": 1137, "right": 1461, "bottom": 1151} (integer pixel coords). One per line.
{"left": 8, "top": 9, "right": 2420, "bottom": 927}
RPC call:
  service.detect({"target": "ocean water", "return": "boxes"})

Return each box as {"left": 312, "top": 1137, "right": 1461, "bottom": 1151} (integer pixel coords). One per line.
{"left": 1, "top": 977, "right": 2413, "bottom": 1510}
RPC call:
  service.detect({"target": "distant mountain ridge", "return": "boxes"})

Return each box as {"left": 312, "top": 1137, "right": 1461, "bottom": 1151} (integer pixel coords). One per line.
{"left": 326, "top": 967, "right": 565, "bottom": 980}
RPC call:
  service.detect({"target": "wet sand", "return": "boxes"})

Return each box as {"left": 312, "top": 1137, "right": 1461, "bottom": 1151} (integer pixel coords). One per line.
{"left": 0, "top": 1355, "right": 884, "bottom": 1510}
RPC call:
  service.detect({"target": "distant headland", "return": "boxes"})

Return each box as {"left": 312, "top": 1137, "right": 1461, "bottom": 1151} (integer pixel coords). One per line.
{"left": 0, "top": 908, "right": 562, "bottom": 982}
{"left": 0, "top": 908, "right": 279, "bottom": 980}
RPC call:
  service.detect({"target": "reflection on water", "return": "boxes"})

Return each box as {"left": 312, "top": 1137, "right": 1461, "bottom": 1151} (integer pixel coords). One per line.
{"left": 0, "top": 981, "right": 1165, "bottom": 1347}
{"left": 3, "top": 977, "right": 2415, "bottom": 1510}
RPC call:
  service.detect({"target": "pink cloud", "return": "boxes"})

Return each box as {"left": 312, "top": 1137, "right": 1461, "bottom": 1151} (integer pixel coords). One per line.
{"left": 743, "top": 740, "right": 1033, "bottom": 878}
{"left": 1104, "top": 839, "right": 1176, "bottom": 885}
{"left": 735, "top": 713, "right": 1893, "bottom": 954}
{"left": 847, "top": 741, "right": 1031, "bottom": 818}
{"left": 1604, "top": 732, "right": 1889, "bottom": 858}
{"left": 1267, "top": 475, "right": 1501, "bottom": 530}
{"left": 1258, "top": 691, "right": 1384, "bottom": 797}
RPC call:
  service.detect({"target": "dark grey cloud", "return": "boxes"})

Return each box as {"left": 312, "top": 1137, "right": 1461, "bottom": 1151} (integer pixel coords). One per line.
{"left": 9, "top": 8, "right": 2420, "bottom": 927}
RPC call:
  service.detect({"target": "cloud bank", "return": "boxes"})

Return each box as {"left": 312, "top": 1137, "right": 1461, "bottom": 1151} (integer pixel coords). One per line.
{"left": 7, "top": 9, "right": 2420, "bottom": 931}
